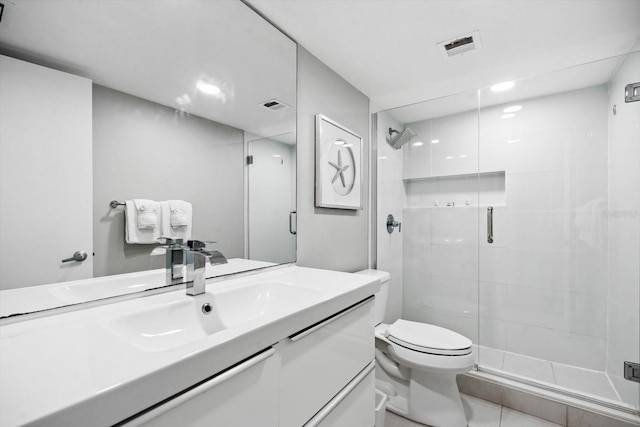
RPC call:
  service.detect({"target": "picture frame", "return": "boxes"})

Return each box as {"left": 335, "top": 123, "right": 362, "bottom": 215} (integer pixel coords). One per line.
{"left": 315, "top": 114, "right": 363, "bottom": 210}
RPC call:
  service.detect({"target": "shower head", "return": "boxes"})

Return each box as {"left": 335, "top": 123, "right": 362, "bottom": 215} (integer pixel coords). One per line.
{"left": 386, "top": 127, "right": 417, "bottom": 149}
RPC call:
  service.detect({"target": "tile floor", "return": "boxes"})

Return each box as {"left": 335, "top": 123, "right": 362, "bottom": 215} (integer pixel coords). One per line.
{"left": 384, "top": 393, "right": 564, "bottom": 427}
{"left": 476, "top": 346, "right": 622, "bottom": 404}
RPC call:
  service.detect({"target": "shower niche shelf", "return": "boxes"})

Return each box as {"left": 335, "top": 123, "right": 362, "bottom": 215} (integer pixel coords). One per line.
{"left": 404, "top": 170, "right": 506, "bottom": 208}
{"left": 402, "top": 170, "right": 504, "bottom": 182}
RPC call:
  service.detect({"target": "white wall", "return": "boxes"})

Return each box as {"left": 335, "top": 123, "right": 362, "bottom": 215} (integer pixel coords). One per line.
{"left": 296, "top": 47, "right": 370, "bottom": 272}
{"left": 606, "top": 50, "right": 640, "bottom": 405}
{"left": 402, "top": 85, "right": 611, "bottom": 371}
{"left": 93, "top": 85, "right": 244, "bottom": 277}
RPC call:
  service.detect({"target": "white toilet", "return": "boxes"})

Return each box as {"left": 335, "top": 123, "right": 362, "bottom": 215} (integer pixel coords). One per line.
{"left": 357, "top": 269, "right": 474, "bottom": 427}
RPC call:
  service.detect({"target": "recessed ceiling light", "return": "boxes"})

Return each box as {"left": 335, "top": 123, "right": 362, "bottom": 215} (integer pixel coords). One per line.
{"left": 459, "top": 154, "right": 467, "bottom": 158}
{"left": 501, "top": 113, "right": 515, "bottom": 119}
{"left": 196, "top": 80, "right": 221, "bottom": 95}
{"left": 431, "top": 139, "right": 440, "bottom": 144}
{"left": 445, "top": 156, "right": 454, "bottom": 160}
{"left": 491, "top": 81, "right": 515, "bottom": 92}
{"left": 503, "top": 105, "right": 522, "bottom": 113}
{"left": 272, "top": 154, "right": 282, "bottom": 158}
{"left": 413, "top": 141, "right": 424, "bottom": 147}
{"left": 507, "top": 139, "right": 521, "bottom": 144}
{"left": 378, "top": 156, "right": 388, "bottom": 160}
{"left": 175, "top": 93, "right": 192, "bottom": 106}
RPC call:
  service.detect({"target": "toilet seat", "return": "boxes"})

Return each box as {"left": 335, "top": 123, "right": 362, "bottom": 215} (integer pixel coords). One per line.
{"left": 385, "top": 320, "right": 472, "bottom": 356}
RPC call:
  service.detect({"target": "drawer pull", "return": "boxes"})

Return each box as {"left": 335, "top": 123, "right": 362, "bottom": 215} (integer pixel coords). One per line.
{"left": 121, "top": 347, "right": 275, "bottom": 426}
{"left": 303, "top": 361, "right": 376, "bottom": 427}
{"left": 289, "top": 296, "right": 374, "bottom": 342}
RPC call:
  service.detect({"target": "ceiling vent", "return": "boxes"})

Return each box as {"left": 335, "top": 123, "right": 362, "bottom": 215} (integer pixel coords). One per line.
{"left": 437, "top": 30, "right": 482, "bottom": 59}
{"left": 261, "top": 99, "right": 289, "bottom": 111}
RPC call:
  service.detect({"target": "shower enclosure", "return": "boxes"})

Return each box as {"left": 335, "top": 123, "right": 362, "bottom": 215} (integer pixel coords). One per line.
{"left": 375, "top": 51, "right": 639, "bottom": 416}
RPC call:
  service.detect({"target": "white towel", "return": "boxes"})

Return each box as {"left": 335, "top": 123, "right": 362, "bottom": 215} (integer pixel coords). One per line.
{"left": 133, "top": 199, "right": 159, "bottom": 229}
{"left": 125, "top": 200, "right": 160, "bottom": 244}
{"left": 160, "top": 200, "right": 192, "bottom": 241}
{"left": 169, "top": 200, "right": 192, "bottom": 228}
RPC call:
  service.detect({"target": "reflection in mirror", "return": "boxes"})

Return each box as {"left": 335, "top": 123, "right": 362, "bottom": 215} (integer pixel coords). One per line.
{"left": 247, "top": 134, "right": 297, "bottom": 264}
{"left": 0, "top": 0, "right": 296, "bottom": 318}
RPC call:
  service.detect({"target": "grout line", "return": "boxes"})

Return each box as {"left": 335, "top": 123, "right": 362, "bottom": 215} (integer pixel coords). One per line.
{"left": 550, "top": 361, "right": 558, "bottom": 384}
{"left": 603, "top": 372, "right": 623, "bottom": 403}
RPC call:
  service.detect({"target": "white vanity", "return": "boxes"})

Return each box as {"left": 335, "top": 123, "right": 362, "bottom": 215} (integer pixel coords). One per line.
{"left": 0, "top": 265, "right": 380, "bottom": 427}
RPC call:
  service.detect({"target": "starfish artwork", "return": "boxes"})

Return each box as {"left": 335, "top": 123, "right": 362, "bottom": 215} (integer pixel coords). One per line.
{"left": 328, "top": 149, "right": 351, "bottom": 188}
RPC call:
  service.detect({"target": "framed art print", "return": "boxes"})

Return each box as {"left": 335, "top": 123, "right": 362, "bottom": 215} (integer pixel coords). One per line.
{"left": 315, "top": 114, "right": 362, "bottom": 210}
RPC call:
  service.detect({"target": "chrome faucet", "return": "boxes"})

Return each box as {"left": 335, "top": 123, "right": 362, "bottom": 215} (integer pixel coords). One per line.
{"left": 158, "top": 237, "right": 186, "bottom": 285}
{"left": 184, "top": 240, "right": 227, "bottom": 296}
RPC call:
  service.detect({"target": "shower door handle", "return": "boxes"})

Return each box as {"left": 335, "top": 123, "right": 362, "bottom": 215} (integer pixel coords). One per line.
{"left": 487, "top": 207, "right": 494, "bottom": 244}
{"left": 289, "top": 211, "right": 297, "bottom": 235}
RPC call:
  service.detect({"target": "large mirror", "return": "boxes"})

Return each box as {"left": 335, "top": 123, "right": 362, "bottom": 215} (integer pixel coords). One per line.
{"left": 0, "top": 0, "right": 297, "bottom": 317}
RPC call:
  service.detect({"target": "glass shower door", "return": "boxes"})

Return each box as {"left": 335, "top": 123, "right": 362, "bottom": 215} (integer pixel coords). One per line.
{"left": 476, "top": 52, "right": 640, "bottom": 411}
{"left": 247, "top": 135, "right": 296, "bottom": 264}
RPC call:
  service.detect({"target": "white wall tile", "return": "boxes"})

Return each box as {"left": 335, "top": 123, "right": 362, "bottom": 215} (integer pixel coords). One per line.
{"left": 479, "top": 247, "right": 607, "bottom": 294}
{"left": 502, "top": 352, "right": 556, "bottom": 384}
{"left": 402, "top": 118, "right": 432, "bottom": 179}
{"left": 551, "top": 363, "right": 619, "bottom": 401}
{"left": 608, "top": 374, "right": 640, "bottom": 410}
{"left": 428, "top": 110, "right": 478, "bottom": 177}
{"left": 479, "top": 316, "right": 508, "bottom": 350}
{"left": 429, "top": 243, "right": 478, "bottom": 281}
{"left": 506, "top": 323, "right": 606, "bottom": 370}
{"left": 506, "top": 284, "right": 607, "bottom": 338}
{"left": 479, "top": 282, "right": 510, "bottom": 321}
{"left": 430, "top": 208, "right": 479, "bottom": 245}
{"left": 426, "top": 276, "right": 478, "bottom": 316}
{"left": 428, "top": 310, "right": 478, "bottom": 343}
{"left": 477, "top": 346, "right": 505, "bottom": 370}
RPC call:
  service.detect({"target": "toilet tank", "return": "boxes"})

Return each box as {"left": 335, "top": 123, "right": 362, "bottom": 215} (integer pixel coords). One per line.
{"left": 355, "top": 269, "right": 390, "bottom": 325}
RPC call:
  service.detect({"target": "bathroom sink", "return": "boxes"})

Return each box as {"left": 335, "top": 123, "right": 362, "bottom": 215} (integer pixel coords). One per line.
{"left": 104, "top": 281, "right": 326, "bottom": 352}
{"left": 213, "top": 280, "right": 326, "bottom": 326}
{"left": 48, "top": 270, "right": 166, "bottom": 304}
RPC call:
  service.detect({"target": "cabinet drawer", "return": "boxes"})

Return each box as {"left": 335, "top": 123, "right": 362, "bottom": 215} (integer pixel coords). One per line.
{"left": 120, "top": 347, "right": 278, "bottom": 427}
{"left": 280, "top": 297, "right": 374, "bottom": 427}
{"left": 307, "top": 362, "right": 375, "bottom": 427}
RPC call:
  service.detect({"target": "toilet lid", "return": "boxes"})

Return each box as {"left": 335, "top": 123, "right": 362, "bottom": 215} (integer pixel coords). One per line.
{"left": 386, "top": 320, "right": 472, "bottom": 356}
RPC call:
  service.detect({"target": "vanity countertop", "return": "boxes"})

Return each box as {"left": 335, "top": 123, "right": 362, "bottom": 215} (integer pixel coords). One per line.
{"left": 0, "top": 265, "right": 379, "bottom": 427}
{"left": 0, "top": 258, "right": 276, "bottom": 318}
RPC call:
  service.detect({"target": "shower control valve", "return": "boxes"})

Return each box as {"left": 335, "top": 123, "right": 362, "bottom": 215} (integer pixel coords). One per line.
{"left": 386, "top": 214, "right": 401, "bottom": 234}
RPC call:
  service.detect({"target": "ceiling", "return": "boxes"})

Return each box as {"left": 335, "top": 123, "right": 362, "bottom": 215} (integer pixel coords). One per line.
{"left": 1, "top": 1, "right": 638, "bottom": 127}
{"left": 0, "top": 1, "right": 296, "bottom": 139}
{"left": 247, "top": 0, "right": 640, "bottom": 112}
